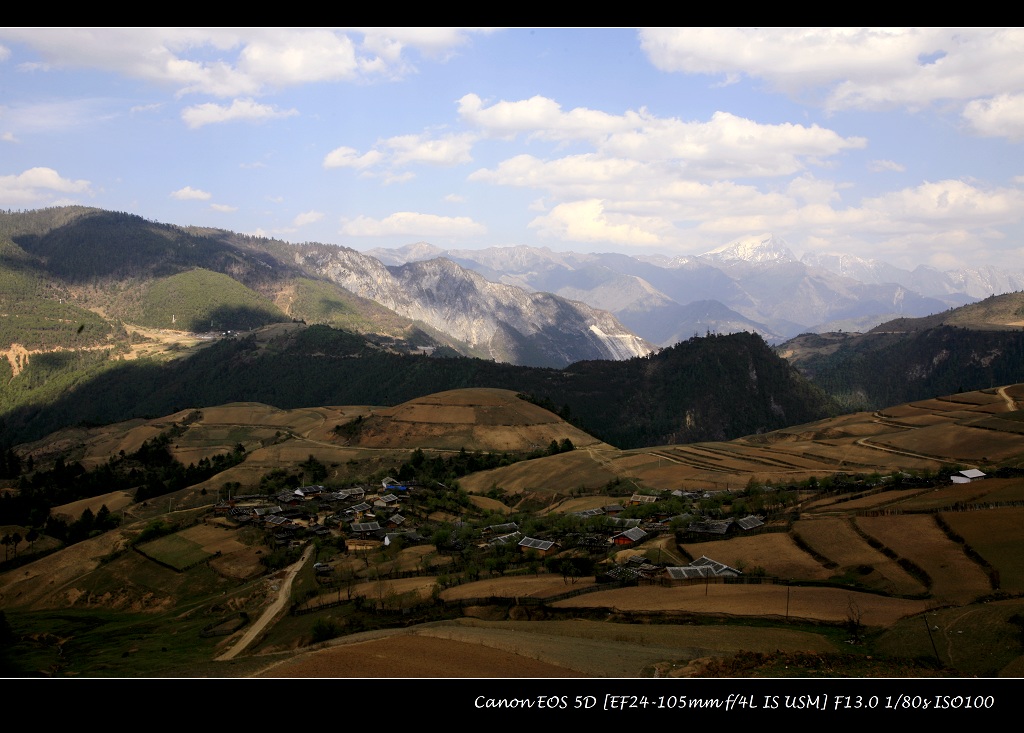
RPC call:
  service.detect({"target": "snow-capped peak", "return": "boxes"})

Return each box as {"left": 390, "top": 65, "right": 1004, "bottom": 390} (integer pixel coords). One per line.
{"left": 700, "top": 234, "right": 796, "bottom": 264}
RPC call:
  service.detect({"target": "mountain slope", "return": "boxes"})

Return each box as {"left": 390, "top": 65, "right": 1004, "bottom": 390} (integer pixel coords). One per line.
{"left": 778, "top": 292, "right": 1024, "bottom": 409}
{"left": 0, "top": 324, "right": 834, "bottom": 451}
{"left": 365, "top": 234, "right": 984, "bottom": 344}
{"left": 0, "top": 207, "right": 652, "bottom": 369}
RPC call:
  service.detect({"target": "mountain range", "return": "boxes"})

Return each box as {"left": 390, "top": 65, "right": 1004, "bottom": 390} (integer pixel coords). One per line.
{"left": 369, "top": 234, "right": 1023, "bottom": 344}
{"left": 6, "top": 206, "right": 1024, "bottom": 451}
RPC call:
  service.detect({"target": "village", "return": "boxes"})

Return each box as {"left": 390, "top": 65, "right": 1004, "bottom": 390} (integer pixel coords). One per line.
{"left": 214, "top": 474, "right": 780, "bottom": 599}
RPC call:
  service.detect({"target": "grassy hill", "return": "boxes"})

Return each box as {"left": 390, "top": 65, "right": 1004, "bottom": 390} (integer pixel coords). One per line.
{"left": 138, "top": 269, "right": 289, "bottom": 332}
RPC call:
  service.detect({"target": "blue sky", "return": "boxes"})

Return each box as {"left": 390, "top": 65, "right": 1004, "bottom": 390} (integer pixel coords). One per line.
{"left": 2, "top": 27, "right": 1023, "bottom": 270}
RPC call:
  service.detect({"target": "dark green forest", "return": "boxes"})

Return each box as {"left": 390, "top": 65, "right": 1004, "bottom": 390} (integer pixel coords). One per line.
{"left": 789, "top": 325, "right": 1024, "bottom": 410}
{"left": 0, "top": 325, "right": 836, "bottom": 452}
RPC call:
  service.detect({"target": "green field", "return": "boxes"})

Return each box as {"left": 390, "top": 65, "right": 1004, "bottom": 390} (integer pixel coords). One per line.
{"left": 137, "top": 533, "right": 212, "bottom": 570}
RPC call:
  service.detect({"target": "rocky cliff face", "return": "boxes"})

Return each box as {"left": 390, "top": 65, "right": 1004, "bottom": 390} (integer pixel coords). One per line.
{"left": 293, "top": 245, "right": 653, "bottom": 367}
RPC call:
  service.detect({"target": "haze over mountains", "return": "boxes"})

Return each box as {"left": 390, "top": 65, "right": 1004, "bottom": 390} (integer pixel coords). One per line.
{"left": 6, "top": 206, "right": 1024, "bottom": 453}
{"left": 369, "top": 234, "right": 1023, "bottom": 344}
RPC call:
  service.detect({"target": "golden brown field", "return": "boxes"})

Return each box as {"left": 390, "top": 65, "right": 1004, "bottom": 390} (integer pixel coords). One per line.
{"left": 855, "top": 514, "right": 993, "bottom": 604}
{"left": 252, "top": 618, "right": 842, "bottom": 678}
{"left": 792, "top": 517, "right": 927, "bottom": 595}
{"left": 549, "top": 584, "right": 931, "bottom": 626}
{"left": 680, "top": 533, "right": 833, "bottom": 580}
{"left": 939, "top": 507, "right": 1024, "bottom": 592}
{"left": 50, "top": 490, "right": 135, "bottom": 522}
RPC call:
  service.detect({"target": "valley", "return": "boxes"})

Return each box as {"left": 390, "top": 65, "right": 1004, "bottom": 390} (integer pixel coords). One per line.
{"left": 3, "top": 206, "right": 1024, "bottom": 680}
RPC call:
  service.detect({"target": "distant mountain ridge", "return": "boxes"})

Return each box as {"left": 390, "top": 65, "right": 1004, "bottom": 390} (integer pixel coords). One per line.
{"left": 368, "top": 234, "right": 1006, "bottom": 344}
{"left": 0, "top": 207, "right": 653, "bottom": 369}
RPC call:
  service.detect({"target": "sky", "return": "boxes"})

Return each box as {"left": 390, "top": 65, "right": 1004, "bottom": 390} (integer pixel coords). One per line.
{"left": 2, "top": 27, "right": 1024, "bottom": 271}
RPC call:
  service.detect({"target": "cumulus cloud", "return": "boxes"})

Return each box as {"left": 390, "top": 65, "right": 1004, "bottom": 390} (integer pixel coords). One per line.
{"left": 292, "top": 210, "right": 324, "bottom": 227}
{"left": 638, "top": 28, "right": 1024, "bottom": 112}
{"left": 2, "top": 131, "right": 17, "bottom": 143}
{"left": 529, "top": 199, "right": 668, "bottom": 246}
{"left": 963, "top": 93, "right": 1024, "bottom": 141}
{"left": 858, "top": 179, "right": 1024, "bottom": 230}
{"left": 170, "top": 186, "right": 211, "bottom": 200}
{"left": 340, "top": 211, "right": 486, "bottom": 237}
{"left": 0, "top": 28, "right": 493, "bottom": 98}
{"left": 324, "top": 133, "right": 475, "bottom": 175}
{"left": 0, "top": 166, "right": 91, "bottom": 205}
{"left": 383, "top": 132, "right": 475, "bottom": 166}
{"left": 461, "top": 94, "right": 863, "bottom": 178}
{"left": 444, "top": 193, "right": 465, "bottom": 203}
{"left": 323, "top": 146, "right": 384, "bottom": 169}
{"left": 210, "top": 203, "right": 237, "bottom": 212}
{"left": 181, "top": 98, "right": 298, "bottom": 128}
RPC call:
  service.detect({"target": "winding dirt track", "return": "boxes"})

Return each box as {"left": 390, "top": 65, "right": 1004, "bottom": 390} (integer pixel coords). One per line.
{"left": 216, "top": 545, "right": 314, "bottom": 661}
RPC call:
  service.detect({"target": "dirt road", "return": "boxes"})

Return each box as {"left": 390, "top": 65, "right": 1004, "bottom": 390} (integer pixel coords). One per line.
{"left": 216, "top": 544, "right": 314, "bottom": 661}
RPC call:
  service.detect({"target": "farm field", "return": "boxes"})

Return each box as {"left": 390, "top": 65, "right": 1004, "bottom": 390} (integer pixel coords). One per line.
{"left": 791, "top": 517, "right": 927, "bottom": 596}
{"left": 252, "top": 618, "right": 842, "bottom": 678}
{"left": 680, "top": 533, "right": 833, "bottom": 580}
{"left": 939, "top": 507, "right": 1024, "bottom": 592}
{"left": 854, "top": 514, "right": 994, "bottom": 605}
{"left": 5, "top": 384, "right": 1024, "bottom": 680}
{"left": 548, "top": 584, "right": 931, "bottom": 626}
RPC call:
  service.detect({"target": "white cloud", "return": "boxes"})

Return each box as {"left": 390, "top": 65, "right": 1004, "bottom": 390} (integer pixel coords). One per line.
{"left": 461, "top": 94, "right": 863, "bottom": 178}
{"left": 324, "top": 132, "right": 476, "bottom": 176}
{"left": 868, "top": 159, "right": 906, "bottom": 173}
{"left": 529, "top": 199, "right": 668, "bottom": 246}
{"left": 383, "top": 132, "right": 476, "bottom": 166}
{"left": 170, "top": 186, "right": 211, "bottom": 201}
{"left": 181, "top": 98, "right": 298, "bottom": 128}
{"left": 963, "top": 93, "right": 1024, "bottom": 141}
{"left": 292, "top": 210, "right": 324, "bottom": 227}
{"left": 2, "top": 131, "right": 17, "bottom": 143}
{"left": 638, "top": 28, "right": 1024, "bottom": 112}
{"left": 859, "top": 179, "right": 1024, "bottom": 230}
{"left": 0, "top": 44, "right": 9, "bottom": 61}
{"left": 0, "top": 166, "right": 91, "bottom": 205}
{"left": 0, "top": 28, "right": 493, "bottom": 98}
{"left": 210, "top": 203, "right": 237, "bottom": 212}
{"left": 323, "top": 146, "right": 384, "bottom": 169}
{"left": 340, "top": 211, "right": 486, "bottom": 237}
{"left": 444, "top": 193, "right": 465, "bottom": 203}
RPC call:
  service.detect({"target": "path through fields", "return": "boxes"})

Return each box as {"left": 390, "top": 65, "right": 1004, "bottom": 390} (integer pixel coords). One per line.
{"left": 216, "top": 544, "right": 314, "bottom": 661}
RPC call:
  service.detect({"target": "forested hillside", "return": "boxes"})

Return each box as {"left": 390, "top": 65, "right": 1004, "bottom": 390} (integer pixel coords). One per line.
{"left": 780, "top": 293, "right": 1024, "bottom": 410}
{"left": 0, "top": 325, "right": 835, "bottom": 451}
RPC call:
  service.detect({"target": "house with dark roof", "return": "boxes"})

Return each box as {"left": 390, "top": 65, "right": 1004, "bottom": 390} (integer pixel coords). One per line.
{"left": 687, "top": 517, "right": 734, "bottom": 535}
{"left": 735, "top": 515, "right": 765, "bottom": 531}
{"left": 518, "top": 536, "right": 556, "bottom": 556}
{"left": 665, "top": 555, "right": 741, "bottom": 584}
{"left": 611, "top": 527, "right": 648, "bottom": 546}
